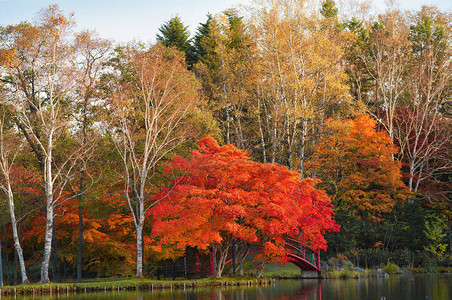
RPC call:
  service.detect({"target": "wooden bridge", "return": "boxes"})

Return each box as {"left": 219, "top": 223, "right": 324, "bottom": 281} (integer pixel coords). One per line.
{"left": 285, "top": 238, "right": 321, "bottom": 271}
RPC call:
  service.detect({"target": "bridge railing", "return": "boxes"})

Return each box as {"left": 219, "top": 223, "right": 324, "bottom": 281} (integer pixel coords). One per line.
{"left": 285, "top": 238, "right": 320, "bottom": 270}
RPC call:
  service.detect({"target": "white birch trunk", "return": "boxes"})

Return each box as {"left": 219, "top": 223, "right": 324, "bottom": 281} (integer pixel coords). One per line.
{"left": 5, "top": 185, "right": 29, "bottom": 284}
{"left": 255, "top": 261, "right": 267, "bottom": 278}
{"left": 212, "top": 242, "right": 231, "bottom": 278}
{"left": 40, "top": 202, "right": 54, "bottom": 283}
{"left": 40, "top": 154, "right": 54, "bottom": 283}
{"left": 298, "top": 120, "right": 308, "bottom": 178}
{"left": 409, "top": 161, "right": 415, "bottom": 192}
{"left": 0, "top": 122, "right": 29, "bottom": 284}
{"left": 136, "top": 221, "right": 143, "bottom": 278}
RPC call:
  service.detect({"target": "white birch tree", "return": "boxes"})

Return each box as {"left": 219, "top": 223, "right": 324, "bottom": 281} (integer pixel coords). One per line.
{"left": 107, "top": 43, "right": 200, "bottom": 278}
{"left": 398, "top": 6, "right": 451, "bottom": 194}
{"left": 0, "top": 112, "right": 28, "bottom": 284}
{"left": 248, "top": 0, "right": 352, "bottom": 173}
{"left": 0, "top": 5, "right": 86, "bottom": 282}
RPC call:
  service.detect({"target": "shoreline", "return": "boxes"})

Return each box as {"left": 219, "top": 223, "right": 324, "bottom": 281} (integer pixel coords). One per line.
{"left": 0, "top": 277, "right": 271, "bottom": 296}
{"left": 1, "top": 272, "right": 450, "bottom": 296}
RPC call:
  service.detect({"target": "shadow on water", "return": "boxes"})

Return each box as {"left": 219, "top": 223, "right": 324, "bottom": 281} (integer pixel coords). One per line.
{"left": 1, "top": 273, "right": 450, "bottom": 299}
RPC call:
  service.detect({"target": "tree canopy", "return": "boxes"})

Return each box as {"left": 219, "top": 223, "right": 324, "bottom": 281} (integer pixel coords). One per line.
{"left": 308, "top": 115, "right": 410, "bottom": 222}
{"left": 156, "top": 15, "right": 191, "bottom": 54}
{"left": 151, "top": 136, "right": 339, "bottom": 277}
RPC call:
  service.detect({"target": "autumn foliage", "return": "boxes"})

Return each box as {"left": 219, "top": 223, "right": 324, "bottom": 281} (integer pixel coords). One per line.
{"left": 151, "top": 136, "right": 339, "bottom": 277}
{"left": 20, "top": 186, "right": 137, "bottom": 277}
{"left": 308, "top": 115, "right": 410, "bottom": 222}
{"left": 0, "top": 2, "right": 449, "bottom": 283}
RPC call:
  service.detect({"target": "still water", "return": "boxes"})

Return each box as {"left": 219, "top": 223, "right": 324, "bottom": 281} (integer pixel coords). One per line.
{"left": 3, "top": 274, "right": 451, "bottom": 300}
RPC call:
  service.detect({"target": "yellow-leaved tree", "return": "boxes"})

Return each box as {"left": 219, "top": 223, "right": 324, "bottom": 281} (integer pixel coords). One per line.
{"left": 248, "top": 0, "right": 354, "bottom": 172}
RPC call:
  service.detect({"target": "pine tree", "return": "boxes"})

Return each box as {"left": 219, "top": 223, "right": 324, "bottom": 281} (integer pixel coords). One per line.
{"left": 194, "top": 9, "right": 257, "bottom": 149}
{"left": 321, "top": 0, "right": 338, "bottom": 19}
{"left": 186, "top": 13, "right": 213, "bottom": 68}
{"left": 156, "top": 15, "right": 191, "bottom": 54}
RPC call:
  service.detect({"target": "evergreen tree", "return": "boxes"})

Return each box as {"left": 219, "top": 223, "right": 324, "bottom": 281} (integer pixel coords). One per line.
{"left": 321, "top": 0, "right": 338, "bottom": 19}
{"left": 187, "top": 13, "right": 213, "bottom": 67}
{"left": 194, "top": 9, "right": 257, "bottom": 149}
{"left": 156, "top": 15, "right": 191, "bottom": 53}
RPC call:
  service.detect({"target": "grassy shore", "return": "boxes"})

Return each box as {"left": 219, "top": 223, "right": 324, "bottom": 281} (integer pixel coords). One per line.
{"left": 0, "top": 276, "right": 272, "bottom": 296}
{"left": 2, "top": 264, "right": 449, "bottom": 296}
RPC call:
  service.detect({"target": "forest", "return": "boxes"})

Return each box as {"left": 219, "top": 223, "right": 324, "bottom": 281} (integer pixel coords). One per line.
{"left": 0, "top": 0, "right": 450, "bottom": 284}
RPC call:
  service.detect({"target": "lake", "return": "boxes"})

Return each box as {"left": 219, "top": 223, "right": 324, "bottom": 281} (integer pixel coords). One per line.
{"left": 2, "top": 274, "right": 450, "bottom": 299}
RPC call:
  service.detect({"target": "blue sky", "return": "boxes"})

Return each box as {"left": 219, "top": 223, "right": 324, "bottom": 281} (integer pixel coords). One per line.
{"left": 0, "top": 0, "right": 450, "bottom": 43}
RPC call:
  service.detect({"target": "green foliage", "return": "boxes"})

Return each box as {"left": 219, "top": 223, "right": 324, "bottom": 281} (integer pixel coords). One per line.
{"left": 194, "top": 9, "right": 257, "bottom": 149}
{"left": 423, "top": 215, "right": 448, "bottom": 260}
{"left": 336, "top": 247, "right": 437, "bottom": 270}
{"left": 156, "top": 15, "right": 191, "bottom": 54}
{"left": 260, "top": 263, "right": 301, "bottom": 278}
{"left": 409, "top": 9, "right": 447, "bottom": 58}
{"left": 382, "top": 262, "right": 400, "bottom": 274}
{"left": 321, "top": 0, "right": 338, "bottom": 19}
{"left": 325, "top": 206, "right": 360, "bottom": 255}
{"left": 391, "top": 200, "right": 429, "bottom": 252}
{"left": 187, "top": 13, "right": 213, "bottom": 67}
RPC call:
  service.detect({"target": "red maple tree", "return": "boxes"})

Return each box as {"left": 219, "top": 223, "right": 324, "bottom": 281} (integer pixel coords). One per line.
{"left": 150, "top": 136, "right": 339, "bottom": 277}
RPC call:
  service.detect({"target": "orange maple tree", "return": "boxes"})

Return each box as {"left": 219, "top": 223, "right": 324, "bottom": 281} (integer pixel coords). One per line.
{"left": 21, "top": 184, "right": 137, "bottom": 277}
{"left": 55, "top": 193, "right": 137, "bottom": 276}
{"left": 308, "top": 114, "right": 410, "bottom": 222}
{"left": 150, "top": 136, "right": 339, "bottom": 277}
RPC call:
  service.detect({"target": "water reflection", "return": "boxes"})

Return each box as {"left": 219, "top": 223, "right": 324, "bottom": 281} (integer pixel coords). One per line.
{"left": 194, "top": 280, "right": 321, "bottom": 300}
{"left": 144, "top": 280, "right": 321, "bottom": 300}
{"left": 1, "top": 274, "right": 450, "bottom": 300}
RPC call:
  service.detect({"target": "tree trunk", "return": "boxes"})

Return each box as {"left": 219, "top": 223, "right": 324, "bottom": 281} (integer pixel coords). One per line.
{"left": 255, "top": 261, "right": 267, "bottom": 278}
{"left": 225, "top": 105, "right": 230, "bottom": 145}
{"left": 257, "top": 99, "right": 267, "bottom": 163}
{"left": 6, "top": 186, "right": 28, "bottom": 283}
{"left": 237, "top": 260, "right": 244, "bottom": 276}
{"left": 4, "top": 227, "right": 10, "bottom": 285}
{"left": 234, "top": 114, "right": 244, "bottom": 149}
{"left": 77, "top": 172, "right": 84, "bottom": 283}
{"left": 212, "top": 242, "right": 231, "bottom": 278}
{"left": 0, "top": 233, "right": 3, "bottom": 287}
{"left": 13, "top": 247, "right": 17, "bottom": 285}
{"left": 271, "top": 113, "right": 277, "bottom": 164}
{"left": 408, "top": 160, "right": 415, "bottom": 192}
{"left": 12, "top": 229, "right": 28, "bottom": 284}
{"left": 51, "top": 220, "right": 61, "bottom": 283}
{"left": 41, "top": 149, "right": 55, "bottom": 283}
{"left": 236, "top": 243, "right": 250, "bottom": 276}
{"left": 213, "top": 245, "right": 221, "bottom": 278}
{"left": 136, "top": 222, "right": 143, "bottom": 278}
{"left": 298, "top": 120, "right": 307, "bottom": 178}
{"left": 40, "top": 203, "right": 54, "bottom": 283}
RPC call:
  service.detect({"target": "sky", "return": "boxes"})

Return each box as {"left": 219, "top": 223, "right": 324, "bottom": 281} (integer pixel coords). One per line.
{"left": 0, "top": 0, "right": 450, "bottom": 44}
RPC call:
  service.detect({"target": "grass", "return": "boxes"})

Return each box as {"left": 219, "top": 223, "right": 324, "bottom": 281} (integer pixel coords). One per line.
{"left": 0, "top": 276, "right": 269, "bottom": 296}
{"left": 408, "top": 267, "right": 428, "bottom": 273}
{"left": 326, "top": 268, "right": 398, "bottom": 279}
{"left": 260, "top": 262, "right": 303, "bottom": 278}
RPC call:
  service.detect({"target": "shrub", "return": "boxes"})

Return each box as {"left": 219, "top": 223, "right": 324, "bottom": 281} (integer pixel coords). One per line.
{"left": 382, "top": 262, "right": 399, "bottom": 274}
